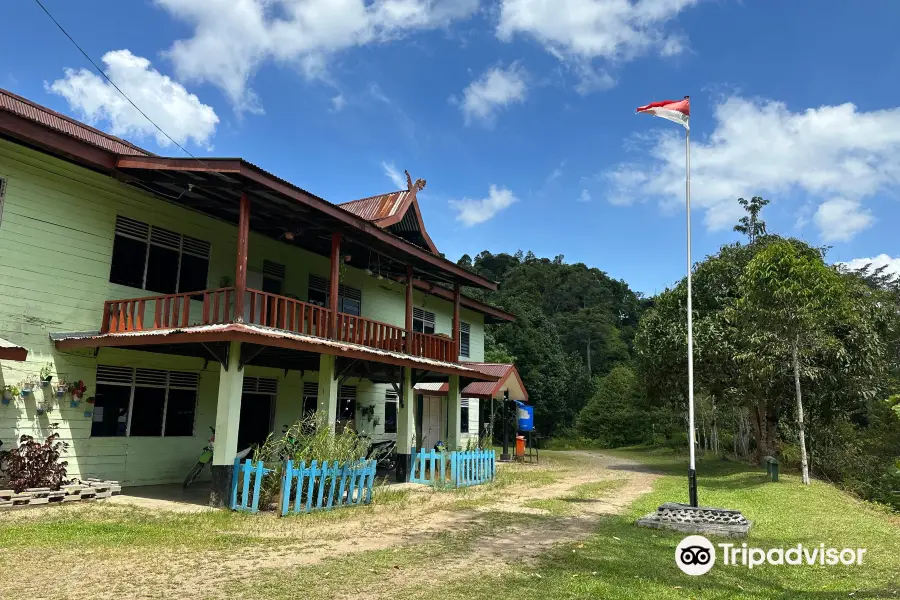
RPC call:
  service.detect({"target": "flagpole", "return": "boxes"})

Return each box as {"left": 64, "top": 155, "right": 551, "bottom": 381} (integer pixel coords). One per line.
{"left": 684, "top": 95, "right": 698, "bottom": 508}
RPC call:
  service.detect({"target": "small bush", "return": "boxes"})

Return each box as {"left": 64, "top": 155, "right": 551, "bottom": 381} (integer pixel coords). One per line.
{"left": 5, "top": 426, "right": 69, "bottom": 492}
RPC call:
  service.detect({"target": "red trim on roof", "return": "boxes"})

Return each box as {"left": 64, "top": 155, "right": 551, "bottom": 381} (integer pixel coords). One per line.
{"left": 415, "top": 363, "right": 528, "bottom": 400}
{"left": 0, "top": 338, "right": 28, "bottom": 362}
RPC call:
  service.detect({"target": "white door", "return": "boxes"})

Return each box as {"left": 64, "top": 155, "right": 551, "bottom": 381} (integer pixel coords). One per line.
{"left": 419, "top": 395, "right": 444, "bottom": 449}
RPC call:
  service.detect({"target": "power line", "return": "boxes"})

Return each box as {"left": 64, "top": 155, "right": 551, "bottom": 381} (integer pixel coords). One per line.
{"left": 32, "top": 0, "right": 208, "bottom": 165}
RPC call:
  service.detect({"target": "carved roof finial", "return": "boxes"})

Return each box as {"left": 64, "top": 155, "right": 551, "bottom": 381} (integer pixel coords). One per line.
{"left": 404, "top": 169, "right": 426, "bottom": 193}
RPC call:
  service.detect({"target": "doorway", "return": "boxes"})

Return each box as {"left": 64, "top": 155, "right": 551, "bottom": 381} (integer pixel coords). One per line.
{"left": 238, "top": 393, "right": 274, "bottom": 450}
{"left": 418, "top": 395, "right": 445, "bottom": 450}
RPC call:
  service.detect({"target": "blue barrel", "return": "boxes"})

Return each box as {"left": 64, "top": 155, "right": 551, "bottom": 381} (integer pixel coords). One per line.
{"left": 516, "top": 404, "right": 534, "bottom": 432}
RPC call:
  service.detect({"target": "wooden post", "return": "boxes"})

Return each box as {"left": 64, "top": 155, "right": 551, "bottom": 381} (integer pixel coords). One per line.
{"left": 329, "top": 232, "right": 341, "bottom": 338}
{"left": 452, "top": 281, "right": 461, "bottom": 360}
{"left": 405, "top": 265, "right": 414, "bottom": 353}
{"left": 234, "top": 192, "right": 250, "bottom": 322}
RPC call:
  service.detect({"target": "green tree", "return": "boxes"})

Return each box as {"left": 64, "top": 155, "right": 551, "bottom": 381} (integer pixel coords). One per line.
{"left": 733, "top": 196, "right": 770, "bottom": 243}
{"left": 737, "top": 240, "right": 855, "bottom": 484}
{"left": 577, "top": 365, "right": 648, "bottom": 446}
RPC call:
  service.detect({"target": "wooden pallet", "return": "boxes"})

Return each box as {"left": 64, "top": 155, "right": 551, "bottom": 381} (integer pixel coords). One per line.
{"left": 0, "top": 479, "right": 122, "bottom": 510}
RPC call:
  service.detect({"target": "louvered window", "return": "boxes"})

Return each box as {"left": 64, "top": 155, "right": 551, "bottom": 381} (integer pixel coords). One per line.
{"left": 413, "top": 307, "right": 435, "bottom": 334}
{"left": 0, "top": 177, "right": 7, "bottom": 227}
{"left": 308, "top": 275, "right": 362, "bottom": 316}
{"left": 338, "top": 385, "right": 356, "bottom": 421}
{"left": 384, "top": 391, "right": 398, "bottom": 434}
{"left": 302, "top": 381, "right": 319, "bottom": 417}
{"left": 460, "top": 399, "right": 470, "bottom": 434}
{"left": 243, "top": 377, "right": 278, "bottom": 395}
{"left": 459, "top": 322, "right": 471, "bottom": 358}
{"left": 262, "top": 260, "right": 285, "bottom": 294}
{"left": 109, "top": 215, "right": 210, "bottom": 294}
{"left": 92, "top": 366, "right": 199, "bottom": 438}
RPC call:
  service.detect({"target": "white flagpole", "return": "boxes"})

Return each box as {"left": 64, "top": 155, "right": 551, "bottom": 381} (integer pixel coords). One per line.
{"left": 684, "top": 95, "right": 698, "bottom": 508}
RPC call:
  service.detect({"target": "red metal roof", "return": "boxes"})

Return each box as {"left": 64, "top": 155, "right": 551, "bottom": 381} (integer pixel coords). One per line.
{"left": 415, "top": 363, "right": 528, "bottom": 400}
{"left": 0, "top": 88, "right": 150, "bottom": 157}
{"left": 340, "top": 190, "right": 412, "bottom": 224}
{"left": 0, "top": 337, "right": 27, "bottom": 361}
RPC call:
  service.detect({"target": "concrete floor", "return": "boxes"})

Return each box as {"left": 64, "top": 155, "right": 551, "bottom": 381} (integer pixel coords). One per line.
{"left": 108, "top": 481, "right": 214, "bottom": 512}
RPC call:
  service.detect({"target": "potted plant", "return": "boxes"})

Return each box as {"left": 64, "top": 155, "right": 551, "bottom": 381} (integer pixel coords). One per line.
{"left": 2, "top": 385, "right": 19, "bottom": 406}
{"left": 40, "top": 363, "right": 54, "bottom": 387}
{"left": 20, "top": 376, "right": 38, "bottom": 396}
{"left": 68, "top": 380, "right": 87, "bottom": 400}
{"left": 83, "top": 396, "right": 95, "bottom": 418}
{"left": 55, "top": 379, "right": 67, "bottom": 398}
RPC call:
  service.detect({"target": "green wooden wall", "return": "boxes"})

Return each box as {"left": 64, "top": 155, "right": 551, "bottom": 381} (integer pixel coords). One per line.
{"left": 0, "top": 138, "right": 485, "bottom": 485}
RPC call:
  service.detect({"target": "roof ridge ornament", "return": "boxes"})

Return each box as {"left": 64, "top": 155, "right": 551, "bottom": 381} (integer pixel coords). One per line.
{"left": 405, "top": 170, "right": 426, "bottom": 193}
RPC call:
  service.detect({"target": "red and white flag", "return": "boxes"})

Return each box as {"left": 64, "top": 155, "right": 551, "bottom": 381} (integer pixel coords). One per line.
{"left": 636, "top": 97, "right": 690, "bottom": 130}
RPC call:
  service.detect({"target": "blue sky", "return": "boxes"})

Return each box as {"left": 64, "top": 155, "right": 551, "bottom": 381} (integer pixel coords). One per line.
{"left": 3, "top": 0, "right": 900, "bottom": 295}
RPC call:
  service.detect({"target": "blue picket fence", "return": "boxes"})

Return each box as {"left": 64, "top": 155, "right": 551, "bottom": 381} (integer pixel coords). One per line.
{"left": 409, "top": 448, "right": 446, "bottom": 485}
{"left": 409, "top": 448, "right": 496, "bottom": 488}
{"left": 280, "top": 459, "right": 377, "bottom": 516}
{"left": 231, "top": 457, "right": 273, "bottom": 513}
{"left": 451, "top": 450, "right": 496, "bottom": 488}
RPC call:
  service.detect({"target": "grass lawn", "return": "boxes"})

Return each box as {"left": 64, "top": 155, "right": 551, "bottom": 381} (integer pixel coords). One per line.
{"left": 429, "top": 448, "right": 900, "bottom": 600}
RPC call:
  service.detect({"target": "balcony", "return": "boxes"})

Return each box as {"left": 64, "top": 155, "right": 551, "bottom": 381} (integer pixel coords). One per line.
{"left": 100, "top": 288, "right": 457, "bottom": 363}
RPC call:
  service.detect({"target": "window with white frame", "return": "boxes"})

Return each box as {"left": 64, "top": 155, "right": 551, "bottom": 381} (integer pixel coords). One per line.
{"left": 459, "top": 322, "right": 471, "bottom": 358}
{"left": 109, "top": 215, "right": 210, "bottom": 294}
{"left": 242, "top": 376, "right": 278, "bottom": 395}
{"left": 307, "top": 275, "right": 362, "bottom": 316}
{"left": 262, "top": 260, "right": 286, "bottom": 294}
{"left": 338, "top": 385, "right": 356, "bottom": 421}
{"left": 302, "top": 381, "right": 319, "bottom": 418}
{"left": 91, "top": 366, "right": 199, "bottom": 437}
{"left": 384, "top": 391, "right": 398, "bottom": 434}
{"left": 413, "top": 307, "right": 435, "bottom": 334}
{"left": 460, "top": 398, "right": 470, "bottom": 434}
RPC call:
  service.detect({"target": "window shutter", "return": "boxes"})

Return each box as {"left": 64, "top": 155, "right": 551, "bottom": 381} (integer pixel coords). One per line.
{"left": 339, "top": 385, "right": 356, "bottom": 400}
{"left": 263, "top": 260, "right": 286, "bottom": 279}
{"left": 413, "top": 308, "right": 435, "bottom": 324}
{"left": 309, "top": 275, "right": 328, "bottom": 292}
{"left": 150, "top": 226, "right": 181, "bottom": 250}
{"left": 168, "top": 371, "right": 200, "bottom": 389}
{"left": 339, "top": 284, "right": 361, "bottom": 301}
{"left": 460, "top": 399, "right": 469, "bottom": 408}
{"left": 96, "top": 365, "right": 134, "bottom": 385}
{"left": 384, "top": 391, "right": 399, "bottom": 402}
{"left": 243, "top": 376, "right": 278, "bottom": 394}
{"left": 135, "top": 368, "right": 168, "bottom": 387}
{"left": 302, "top": 382, "right": 319, "bottom": 396}
{"left": 115, "top": 215, "right": 150, "bottom": 240}
{"left": 182, "top": 235, "right": 211, "bottom": 259}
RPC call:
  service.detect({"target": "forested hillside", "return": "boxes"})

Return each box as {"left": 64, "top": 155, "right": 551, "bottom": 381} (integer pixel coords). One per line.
{"left": 456, "top": 250, "right": 647, "bottom": 436}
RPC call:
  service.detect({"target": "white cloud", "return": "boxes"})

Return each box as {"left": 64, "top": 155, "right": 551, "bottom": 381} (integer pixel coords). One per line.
{"left": 47, "top": 49, "right": 219, "bottom": 149}
{"left": 605, "top": 95, "right": 900, "bottom": 241}
{"left": 157, "top": 0, "right": 479, "bottom": 112}
{"left": 330, "top": 93, "right": 347, "bottom": 112}
{"left": 460, "top": 63, "right": 527, "bottom": 126}
{"left": 578, "top": 189, "right": 591, "bottom": 202}
{"left": 840, "top": 254, "right": 900, "bottom": 280}
{"left": 813, "top": 198, "right": 875, "bottom": 242}
{"left": 449, "top": 185, "right": 519, "bottom": 226}
{"left": 497, "top": 0, "right": 699, "bottom": 89}
{"left": 381, "top": 161, "right": 407, "bottom": 189}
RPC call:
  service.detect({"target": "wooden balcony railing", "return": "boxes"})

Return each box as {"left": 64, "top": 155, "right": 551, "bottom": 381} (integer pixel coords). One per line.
{"left": 245, "top": 289, "right": 330, "bottom": 338}
{"left": 334, "top": 313, "right": 406, "bottom": 353}
{"left": 100, "top": 288, "right": 460, "bottom": 363}
{"left": 408, "top": 331, "right": 455, "bottom": 362}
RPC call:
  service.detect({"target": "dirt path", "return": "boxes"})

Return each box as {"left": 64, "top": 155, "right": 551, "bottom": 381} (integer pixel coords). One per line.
{"left": 0, "top": 451, "right": 659, "bottom": 600}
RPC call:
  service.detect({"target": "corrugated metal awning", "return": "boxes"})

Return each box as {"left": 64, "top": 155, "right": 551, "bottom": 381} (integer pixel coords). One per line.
{"left": 0, "top": 337, "right": 27, "bottom": 361}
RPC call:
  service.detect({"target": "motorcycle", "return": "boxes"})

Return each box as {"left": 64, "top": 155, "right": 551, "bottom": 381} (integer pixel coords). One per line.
{"left": 364, "top": 438, "right": 397, "bottom": 474}
{"left": 183, "top": 427, "right": 252, "bottom": 490}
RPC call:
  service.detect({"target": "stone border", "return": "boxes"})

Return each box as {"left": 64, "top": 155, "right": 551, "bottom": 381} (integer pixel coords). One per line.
{"left": 0, "top": 479, "right": 122, "bottom": 509}
{"left": 636, "top": 502, "right": 752, "bottom": 538}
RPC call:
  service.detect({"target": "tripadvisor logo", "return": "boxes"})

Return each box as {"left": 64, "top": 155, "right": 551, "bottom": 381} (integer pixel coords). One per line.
{"left": 675, "top": 535, "right": 867, "bottom": 576}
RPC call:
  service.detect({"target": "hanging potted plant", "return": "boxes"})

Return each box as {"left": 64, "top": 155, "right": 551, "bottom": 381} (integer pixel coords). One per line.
{"left": 56, "top": 379, "right": 68, "bottom": 398}
{"left": 2, "top": 385, "right": 19, "bottom": 406}
{"left": 40, "top": 363, "right": 54, "bottom": 388}
{"left": 20, "top": 376, "right": 38, "bottom": 397}
{"left": 69, "top": 380, "right": 87, "bottom": 408}
{"left": 83, "top": 396, "right": 95, "bottom": 418}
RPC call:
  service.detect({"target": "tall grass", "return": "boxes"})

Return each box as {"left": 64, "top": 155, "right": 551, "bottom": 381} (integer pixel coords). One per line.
{"left": 251, "top": 414, "right": 369, "bottom": 509}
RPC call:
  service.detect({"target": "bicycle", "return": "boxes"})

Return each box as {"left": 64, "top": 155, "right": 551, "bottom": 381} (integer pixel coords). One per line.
{"left": 183, "top": 427, "right": 252, "bottom": 490}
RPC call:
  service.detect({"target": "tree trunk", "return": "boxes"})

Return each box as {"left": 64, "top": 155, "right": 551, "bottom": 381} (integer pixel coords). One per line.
{"left": 585, "top": 332, "right": 591, "bottom": 376}
{"left": 793, "top": 337, "right": 810, "bottom": 485}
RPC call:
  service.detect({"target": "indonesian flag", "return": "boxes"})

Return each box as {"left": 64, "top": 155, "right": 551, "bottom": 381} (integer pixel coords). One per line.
{"left": 636, "top": 97, "right": 690, "bottom": 130}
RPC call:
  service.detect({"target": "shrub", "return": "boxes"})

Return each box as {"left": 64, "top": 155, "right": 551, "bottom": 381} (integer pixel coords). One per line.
{"left": 576, "top": 365, "right": 652, "bottom": 448}
{"left": 251, "top": 413, "right": 369, "bottom": 509}
{"left": 5, "top": 426, "right": 69, "bottom": 492}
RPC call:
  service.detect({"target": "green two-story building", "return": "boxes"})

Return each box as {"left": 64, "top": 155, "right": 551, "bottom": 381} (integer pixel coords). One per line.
{"left": 0, "top": 88, "right": 525, "bottom": 503}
